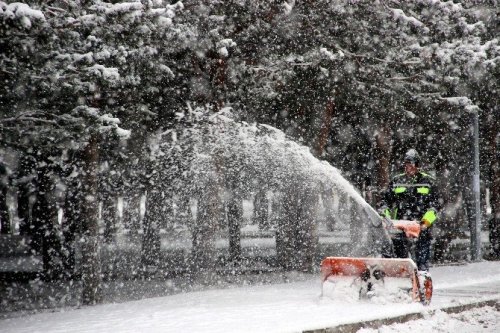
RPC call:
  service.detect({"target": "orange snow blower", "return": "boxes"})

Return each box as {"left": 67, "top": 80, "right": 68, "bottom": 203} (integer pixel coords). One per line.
{"left": 321, "top": 220, "right": 432, "bottom": 305}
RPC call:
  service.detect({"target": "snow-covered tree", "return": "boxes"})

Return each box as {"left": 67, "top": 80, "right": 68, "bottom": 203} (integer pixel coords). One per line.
{"left": 1, "top": 0, "right": 498, "bottom": 308}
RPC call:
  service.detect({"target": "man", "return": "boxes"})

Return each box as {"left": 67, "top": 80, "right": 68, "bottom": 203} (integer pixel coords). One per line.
{"left": 380, "top": 149, "right": 439, "bottom": 272}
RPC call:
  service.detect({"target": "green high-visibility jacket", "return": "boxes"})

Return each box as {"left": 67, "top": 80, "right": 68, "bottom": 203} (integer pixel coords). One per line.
{"left": 380, "top": 171, "right": 440, "bottom": 225}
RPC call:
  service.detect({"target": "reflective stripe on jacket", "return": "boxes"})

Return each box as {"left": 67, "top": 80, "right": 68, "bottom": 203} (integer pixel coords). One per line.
{"left": 381, "top": 171, "right": 439, "bottom": 223}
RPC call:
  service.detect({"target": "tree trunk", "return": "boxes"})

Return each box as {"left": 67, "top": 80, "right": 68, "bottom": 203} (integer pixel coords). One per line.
{"left": 0, "top": 186, "right": 9, "bottom": 234}
{"left": 323, "top": 188, "right": 338, "bottom": 232}
{"left": 0, "top": 160, "right": 10, "bottom": 234}
{"left": 276, "top": 183, "right": 299, "bottom": 270}
{"left": 313, "top": 98, "right": 336, "bottom": 158}
{"left": 176, "top": 194, "right": 192, "bottom": 229}
{"left": 29, "top": 158, "right": 66, "bottom": 281}
{"left": 16, "top": 153, "right": 36, "bottom": 236}
{"left": 141, "top": 191, "right": 161, "bottom": 270}
{"left": 227, "top": 190, "right": 242, "bottom": 263}
{"left": 62, "top": 178, "right": 81, "bottom": 278}
{"left": 211, "top": 55, "right": 227, "bottom": 110}
{"left": 123, "top": 193, "right": 142, "bottom": 235}
{"left": 295, "top": 184, "right": 318, "bottom": 272}
{"left": 253, "top": 188, "right": 270, "bottom": 230}
{"left": 80, "top": 134, "right": 102, "bottom": 305}
{"left": 102, "top": 194, "right": 117, "bottom": 244}
{"left": 158, "top": 194, "right": 174, "bottom": 231}
{"left": 348, "top": 198, "right": 358, "bottom": 243}
{"left": 433, "top": 151, "right": 465, "bottom": 262}
{"left": 16, "top": 184, "right": 32, "bottom": 236}
{"left": 191, "top": 171, "right": 221, "bottom": 279}
{"left": 374, "top": 124, "right": 391, "bottom": 203}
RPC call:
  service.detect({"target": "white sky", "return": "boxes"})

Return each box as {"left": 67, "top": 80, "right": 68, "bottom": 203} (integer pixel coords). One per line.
{"left": 1, "top": 261, "right": 499, "bottom": 333}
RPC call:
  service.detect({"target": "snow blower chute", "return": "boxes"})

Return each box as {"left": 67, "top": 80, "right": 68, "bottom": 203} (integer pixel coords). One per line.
{"left": 320, "top": 220, "right": 432, "bottom": 305}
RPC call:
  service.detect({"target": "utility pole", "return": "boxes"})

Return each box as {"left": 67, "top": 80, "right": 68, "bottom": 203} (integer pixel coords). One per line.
{"left": 470, "top": 108, "right": 482, "bottom": 261}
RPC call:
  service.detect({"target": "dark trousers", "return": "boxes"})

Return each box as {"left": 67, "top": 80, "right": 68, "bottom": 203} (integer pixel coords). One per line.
{"left": 416, "top": 228, "right": 432, "bottom": 271}
{"left": 392, "top": 228, "right": 432, "bottom": 271}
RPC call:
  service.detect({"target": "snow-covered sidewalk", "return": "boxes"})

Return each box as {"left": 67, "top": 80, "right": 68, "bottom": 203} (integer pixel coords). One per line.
{"left": 357, "top": 305, "right": 499, "bottom": 333}
{"left": 1, "top": 261, "right": 499, "bottom": 333}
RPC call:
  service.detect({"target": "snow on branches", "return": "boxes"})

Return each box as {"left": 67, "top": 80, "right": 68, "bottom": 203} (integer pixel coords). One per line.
{"left": 0, "top": 1, "right": 44, "bottom": 29}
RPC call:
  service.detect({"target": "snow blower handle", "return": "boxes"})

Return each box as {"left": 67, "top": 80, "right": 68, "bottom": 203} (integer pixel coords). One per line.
{"left": 382, "top": 216, "right": 394, "bottom": 229}
{"left": 392, "top": 220, "right": 421, "bottom": 239}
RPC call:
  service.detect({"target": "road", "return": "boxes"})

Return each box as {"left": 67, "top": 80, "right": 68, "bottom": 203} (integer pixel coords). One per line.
{"left": 1, "top": 261, "right": 499, "bottom": 333}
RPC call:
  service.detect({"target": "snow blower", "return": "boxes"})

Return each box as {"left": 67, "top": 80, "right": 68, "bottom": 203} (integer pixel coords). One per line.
{"left": 321, "top": 220, "right": 432, "bottom": 305}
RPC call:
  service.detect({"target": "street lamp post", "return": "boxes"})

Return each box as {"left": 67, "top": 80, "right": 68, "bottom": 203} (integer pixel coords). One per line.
{"left": 470, "top": 107, "right": 482, "bottom": 261}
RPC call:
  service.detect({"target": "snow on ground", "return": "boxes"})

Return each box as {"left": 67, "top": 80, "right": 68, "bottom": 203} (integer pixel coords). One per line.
{"left": 358, "top": 306, "right": 499, "bottom": 333}
{"left": 1, "top": 261, "right": 499, "bottom": 333}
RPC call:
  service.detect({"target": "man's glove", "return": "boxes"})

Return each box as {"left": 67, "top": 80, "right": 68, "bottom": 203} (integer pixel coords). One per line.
{"left": 421, "top": 210, "right": 437, "bottom": 230}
